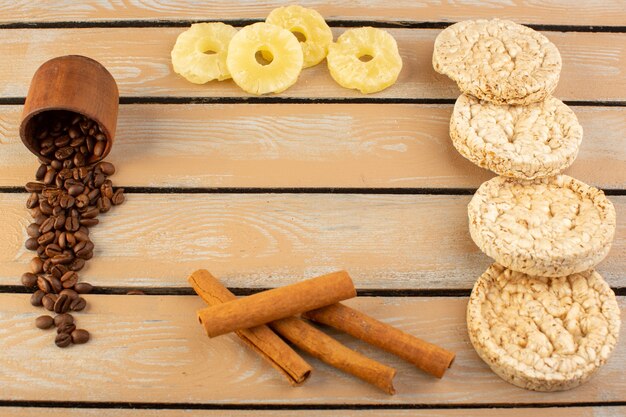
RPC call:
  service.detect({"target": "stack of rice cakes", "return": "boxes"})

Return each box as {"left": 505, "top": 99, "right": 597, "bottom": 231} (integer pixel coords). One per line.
{"left": 433, "top": 19, "right": 620, "bottom": 391}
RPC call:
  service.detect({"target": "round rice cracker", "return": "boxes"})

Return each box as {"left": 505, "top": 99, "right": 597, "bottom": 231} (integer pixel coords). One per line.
{"left": 433, "top": 19, "right": 561, "bottom": 105}
{"left": 467, "top": 263, "right": 621, "bottom": 391}
{"left": 450, "top": 94, "right": 583, "bottom": 179}
{"left": 468, "top": 175, "right": 615, "bottom": 277}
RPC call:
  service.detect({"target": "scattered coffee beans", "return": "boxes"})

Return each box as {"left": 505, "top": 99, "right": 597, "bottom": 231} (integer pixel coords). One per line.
{"left": 22, "top": 110, "right": 125, "bottom": 348}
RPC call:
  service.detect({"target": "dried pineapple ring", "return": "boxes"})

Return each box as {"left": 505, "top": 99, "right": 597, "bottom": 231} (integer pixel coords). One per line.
{"left": 227, "top": 22, "right": 303, "bottom": 95}
{"left": 266, "top": 5, "right": 333, "bottom": 68}
{"left": 171, "top": 22, "right": 237, "bottom": 84}
{"left": 327, "top": 27, "right": 402, "bottom": 94}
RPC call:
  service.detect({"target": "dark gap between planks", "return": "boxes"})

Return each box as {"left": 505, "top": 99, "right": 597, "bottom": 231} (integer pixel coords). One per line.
{"left": 0, "top": 19, "right": 625, "bottom": 32}
{"left": 2, "top": 286, "right": 625, "bottom": 297}
{"left": 1, "top": 97, "right": 626, "bottom": 106}
{"left": 0, "top": 400, "right": 624, "bottom": 410}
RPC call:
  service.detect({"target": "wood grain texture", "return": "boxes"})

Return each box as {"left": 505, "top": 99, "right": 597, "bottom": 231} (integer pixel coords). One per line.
{"left": 1, "top": 104, "right": 625, "bottom": 189}
{"left": 3, "top": 407, "right": 626, "bottom": 417}
{"left": 2, "top": 1, "right": 625, "bottom": 26}
{"left": 0, "top": 194, "right": 624, "bottom": 289}
{"left": 0, "top": 295, "right": 624, "bottom": 404}
{"left": 1, "top": 28, "right": 625, "bottom": 101}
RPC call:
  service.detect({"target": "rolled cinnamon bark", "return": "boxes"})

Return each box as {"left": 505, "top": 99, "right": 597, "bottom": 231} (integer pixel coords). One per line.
{"left": 188, "top": 269, "right": 312, "bottom": 386}
{"left": 303, "top": 302, "right": 455, "bottom": 378}
{"left": 271, "top": 316, "right": 397, "bottom": 395}
{"left": 197, "top": 270, "right": 356, "bottom": 338}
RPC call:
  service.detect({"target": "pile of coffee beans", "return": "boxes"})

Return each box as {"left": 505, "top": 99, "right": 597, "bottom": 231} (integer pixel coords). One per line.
{"left": 22, "top": 110, "right": 124, "bottom": 348}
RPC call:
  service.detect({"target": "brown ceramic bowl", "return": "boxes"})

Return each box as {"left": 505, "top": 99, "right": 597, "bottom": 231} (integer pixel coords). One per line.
{"left": 19, "top": 55, "right": 119, "bottom": 164}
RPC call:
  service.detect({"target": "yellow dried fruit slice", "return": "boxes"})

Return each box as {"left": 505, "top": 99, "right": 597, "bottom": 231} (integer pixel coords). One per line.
{"left": 266, "top": 5, "right": 333, "bottom": 68}
{"left": 327, "top": 27, "right": 402, "bottom": 94}
{"left": 227, "top": 22, "right": 303, "bottom": 95}
{"left": 171, "top": 22, "right": 237, "bottom": 84}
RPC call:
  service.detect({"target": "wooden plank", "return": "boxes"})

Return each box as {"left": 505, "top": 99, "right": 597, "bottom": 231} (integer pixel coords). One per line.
{"left": 1, "top": 104, "right": 625, "bottom": 189}
{"left": 0, "top": 295, "right": 624, "bottom": 404}
{"left": 3, "top": 407, "right": 625, "bottom": 417}
{"left": 1, "top": 1, "right": 625, "bottom": 26}
{"left": 1, "top": 28, "right": 625, "bottom": 101}
{"left": 1, "top": 194, "right": 624, "bottom": 289}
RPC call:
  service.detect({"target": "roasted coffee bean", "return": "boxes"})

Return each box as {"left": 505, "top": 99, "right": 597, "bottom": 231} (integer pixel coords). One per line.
{"left": 54, "top": 214, "right": 66, "bottom": 230}
{"left": 70, "top": 297, "right": 87, "bottom": 311}
{"left": 98, "top": 161, "right": 115, "bottom": 176}
{"left": 45, "top": 244, "right": 62, "bottom": 258}
{"left": 35, "top": 164, "right": 47, "bottom": 180}
{"left": 83, "top": 251, "right": 94, "bottom": 260}
{"left": 54, "top": 135, "right": 70, "bottom": 148}
{"left": 65, "top": 232, "right": 77, "bottom": 248}
{"left": 58, "top": 232, "right": 67, "bottom": 249}
{"left": 39, "top": 200, "right": 53, "bottom": 215}
{"left": 52, "top": 205, "right": 63, "bottom": 216}
{"left": 21, "top": 272, "right": 38, "bottom": 288}
{"left": 50, "top": 275, "right": 64, "bottom": 293}
{"left": 54, "top": 294, "right": 72, "bottom": 314}
{"left": 80, "top": 218, "right": 99, "bottom": 227}
{"left": 73, "top": 230, "right": 89, "bottom": 242}
{"left": 55, "top": 332, "right": 72, "bottom": 348}
{"left": 25, "top": 182, "right": 45, "bottom": 193}
{"left": 74, "top": 240, "right": 94, "bottom": 258}
{"left": 40, "top": 146, "right": 55, "bottom": 156}
{"left": 34, "top": 213, "right": 47, "bottom": 225}
{"left": 67, "top": 184, "right": 84, "bottom": 197}
{"left": 93, "top": 173, "right": 105, "bottom": 188}
{"left": 59, "top": 168, "right": 73, "bottom": 180}
{"left": 54, "top": 313, "right": 74, "bottom": 327}
{"left": 57, "top": 322, "right": 76, "bottom": 335}
{"left": 42, "top": 294, "right": 56, "bottom": 311}
{"left": 73, "top": 152, "right": 85, "bottom": 167}
{"left": 111, "top": 189, "right": 125, "bottom": 205}
{"left": 50, "top": 264, "right": 68, "bottom": 279}
{"left": 101, "top": 180, "right": 113, "bottom": 199}
{"left": 97, "top": 196, "right": 112, "bottom": 213}
{"left": 59, "top": 193, "right": 75, "bottom": 209}
{"left": 81, "top": 206, "right": 99, "bottom": 219}
{"left": 35, "top": 315, "right": 55, "bottom": 329}
{"left": 59, "top": 289, "right": 78, "bottom": 300}
{"left": 54, "top": 146, "right": 74, "bottom": 160}
{"left": 42, "top": 258, "right": 53, "bottom": 273}
{"left": 43, "top": 168, "right": 57, "bottom": 185}
{"left": 87, "top": 188, "right": 100, "bottom": 203}
{"left": 61, "top": 271, "right": 79, "bottom": 288}
{"left": 93, "top": 140, "right": 105, "bottom": 157}
{"left": 65, "top": 216, "right": 80, "bottom": 232}
{"left": 37, "top": 231, "right": 55, "bottom": 246}
{"left": 69, "top": 258, "right": 86, "bottom": 272}
{"left": 37, "top": 275, "right": 52, "bottom": 293}
{"left": 31, "top": 257, "right": 44, "bottom": 274}
{"left": 37, "top": 246, "right": 47, "bottom": 259}
{"left": 39, "top": 217, "right": 55, "bottom": 234}
{"left": 68, "top": 126, "right": 80, "bottom": 139}
{"left": 70, "top": 136, "right": 85, "bottom": 147}
{"left": 51, "top": 253, "right": 73, "bottom": 265}
{"left": 26, "top": 192, "right": 39, "bottom": 209}
{"left": 30, "top": 290, "right": 45, "bottom": 306}
{"left": 27, "top": 223, "right": 41, "bottom": 238}
{"left": 86, "top": 136, "right": 95, "bottom": 153}
{"left": 71, "top": 329, "right": 90, "bottom": 344}
{"left": 51, "top": 159, "right": 63, "bottom": 170}
{"left": 75, "top": 194, "right": 89, "bottom": 209}
{"left": 25, "top": 238, "right": 39, "bottom": 251}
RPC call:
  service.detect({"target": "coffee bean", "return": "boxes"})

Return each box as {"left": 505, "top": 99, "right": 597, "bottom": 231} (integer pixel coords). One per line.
{"left": 25, "top": 182, "right": 44, "bottom": 193}
{"left": 73, "top": 231, "right": 89, "bottom": 242}
{"left": 51, "top": 253, "right": 74, "bottom": 265}
{"left": 50, "top": 264, "right": 68, "bottom": 279}
{"left": 97, "top": 196, "right": 112, "bottom": 213}
{"left": 73, "top": 152, "right": 85, "bottom": 167}
{"left": 30, "top": 290, "right": 45, "bottom": 306}
{"left": 26, "top": 193, "right": 39, "bottom": 209}
{"left": 55, "top": 332, "right": 72, "bottom": 348}
{"left": 35, "top": 315, "right": 54, "bottom": 329}
{"left": 71, "top": 329, "right": 90, "bottom": 344}
{"left": 54, "top": 146, "right": 74, "bottom": 160}
{"left": 93, "top": 140, "right": 105, "bottom": 157}
{"left": 27, "top": 223, "right": 41, "bottom": 238}
{"left": 35, "top": 164, "right": 47, "bottom": 180}
{"left": 31, "top": 257, "right": 44, "bottom": 274}
{"left": 98, "top": 162, "right": 115, "bottom": 176}
{"left": 42, "top": 294, "right": 56, "bottom": 311}
{"left": 54, "top": 214, "right": 66, "bottom": 230}
{"left": 25, "top": 238, "right": 39, "bottom": 251}
{"left": 57, "top": 322, "right": 76, "bottom": 334}
{"left": 39, "top": 200, "right": 53, "bottom": 215}
{"left": 39, "top": 217, "right": 54, "bottom": 234}
{"left": 43, "top": 168, "right": 57, "bottom": 185}
{"left": 42, "top": 258, "right": 53, "bottom": 273}
{"left": 111, "top": 189, "right": 125, "bottom": 205}
{"left": 21, "top": 272, "right": 38, "bottom": 288}
{"left": 59, "top": 289, "right": 78, "bottom": 300}
{"left": 54, "top": 313, "right": 74, "bottom": 327}
{"left": 70, "top": 297, "right": 87, "bottom": 311}
{"left": 54, "top": 135, "right": 70, "bottom": 148}
{"left": 37, "top": 275, "right": 52, "bottom": 293}
{"left": 65, "top": 216, "right": 80, "bottom": 232}
{"left": 54, "top": 294, "right": 72, "bottom": 314}
{"left": 74, "top": 240, "right": 94, "bottom": 258}
{"left": 75, "top": 194, "right": 90, "bottom": 209}
{"left": 37, "top": 231, "right": 55, "bottom": 246}
{"left": 81, "top": 206, "right": 100, "bottom": 219}
{"left": 101, "top": 180, "right": 113, "bottom": 199}
{"left": 51, "top": 159, "right": 63, "bottom": 170}
{"left": 87, "top": 188, "right": 100, "bottom": 203}
{"left": 60, "top": 271, "right": 79, "bottom": 288}
{"left": 68, "top": 127, "right": 80, "bottom": 139}
{"left": 79, "top": 218, "right": 99, "bottom": 227}
{"left": 69, "top": 258, "right": 85, "bottom": 272}
{"left": 45, "top": 244, "right": 62, "bottom": 258}
{"left": 67, "top": 184, "right": 84, "bottom": 197}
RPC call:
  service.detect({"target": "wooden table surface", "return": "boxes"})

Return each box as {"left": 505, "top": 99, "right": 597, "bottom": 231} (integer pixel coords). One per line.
{"left": 0, "top": 1, "right": 625, "bottom": 416}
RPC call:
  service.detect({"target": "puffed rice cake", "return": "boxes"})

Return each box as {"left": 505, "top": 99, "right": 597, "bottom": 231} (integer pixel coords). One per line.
{"left": 468, "top": 175, "right": 616, "bottom": 277}
{"left": 433, "top": 19, "right": 562, "bottom": 105}
{"left": 467, "top": 263, "right": 620, "bottom": 391}
{"left": 450, "top": 94, "right": 583, "bottom": 179}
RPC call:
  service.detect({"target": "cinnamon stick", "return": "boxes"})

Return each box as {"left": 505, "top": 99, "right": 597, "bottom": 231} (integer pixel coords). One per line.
{"left": 188, "top": 270, "right": 312, "bottom": 386}
{"left": 191, "top": 270, "right": 396, "bottom": 394}
{"left": 271, "top": 316, "right": 396, "bottom": 395}
{"left": 197, "top": 270, "right": 356, "bottom": 338}
{"left": 303, "top": 302, "right": 455, "bottom": 378}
